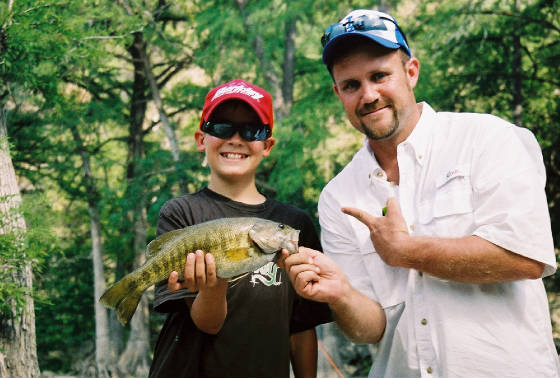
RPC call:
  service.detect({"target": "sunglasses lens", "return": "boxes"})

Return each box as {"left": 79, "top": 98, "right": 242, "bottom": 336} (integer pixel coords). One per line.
{"left": 321, "top": 15, "right": 398, "bottom": 47}
{"left": 202, "top": 122, "right": 236, "bottom": 139}
{"left": 239, "top": 124, "right": 270, "bottom": 141}
{"left": 202, "top": 122, "right": 270, "bottom": 141}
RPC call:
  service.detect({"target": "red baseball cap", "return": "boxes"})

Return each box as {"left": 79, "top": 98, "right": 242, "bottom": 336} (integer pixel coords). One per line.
{"left": 199, "top": 79, "right": 274, "bottom": 133}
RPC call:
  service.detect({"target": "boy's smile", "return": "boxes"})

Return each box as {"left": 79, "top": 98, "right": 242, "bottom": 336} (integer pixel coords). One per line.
{"left": 195, "top": 100, "right": 275, "bottom": 186}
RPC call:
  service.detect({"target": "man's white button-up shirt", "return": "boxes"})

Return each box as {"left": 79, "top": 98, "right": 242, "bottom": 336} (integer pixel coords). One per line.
{"left": 318, "top": 103, "right": 559, "bottom": 378}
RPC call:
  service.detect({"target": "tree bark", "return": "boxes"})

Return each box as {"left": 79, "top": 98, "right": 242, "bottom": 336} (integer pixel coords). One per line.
{"left": 117, "top": 206, "right": 150, "bottom": 377}
{"left": 279, "top": 17, "right": 296, "bottom": 120}
{"left": 69, "top": 124, "right": 114, "bottom": 378}
{"left": 139, "top": 44, "right": 187, "bottom": 192}
{"left": 235, "top": 1, "right": 297, "bottom": 122}
{"left": 0, "top": 106, "right": 40, "bottom": 378}
{"left": 512, "top": 0, "right": 523, "bottom": 126}
{"left": 116, "top": 31, "right": 151, "bottom": 377}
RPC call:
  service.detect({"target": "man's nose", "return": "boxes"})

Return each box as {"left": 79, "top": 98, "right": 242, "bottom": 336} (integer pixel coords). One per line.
{"left": 361, "top": 82, "right": 379, "bottom": 104}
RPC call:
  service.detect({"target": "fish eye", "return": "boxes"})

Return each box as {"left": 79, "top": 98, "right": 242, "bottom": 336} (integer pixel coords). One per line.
{"left": 278, "top": 224, "right": 285, "bottom": 229}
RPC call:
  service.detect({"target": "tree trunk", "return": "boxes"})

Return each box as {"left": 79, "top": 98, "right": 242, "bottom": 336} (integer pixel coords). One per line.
{"left": 512, "top": 0, "right": 523, "bottom": 126}
{"left": 0, "top": 106, "right": 40, "bottom": 378}
{"left": 69, "top": 125, "right": 114, "bottom": 377}
{"left": 117, "top": 31, "right": 151, "bottom": 377}
{"left": 139, "top": 44, "right": 186, "bottom": 192}
{"left": 279, "top": 17, "right": 296, "bottom": 120}
{"left": 117, "top": 206, "right": 150, "bottom": 377}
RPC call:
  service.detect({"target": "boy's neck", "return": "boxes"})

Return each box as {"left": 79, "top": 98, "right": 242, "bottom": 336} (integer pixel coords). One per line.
{"left": 208, "top": 177, "right": 266, "bottom": 205}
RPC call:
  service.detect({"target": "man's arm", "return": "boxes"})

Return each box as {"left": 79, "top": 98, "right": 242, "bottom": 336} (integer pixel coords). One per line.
{"left": 280, "top": 248, "right": 386, "bottom": 344}
{"left": 343, "top": 198, "right": 544, "bottom": 284}
{"left": 290, "top": 329, "right": 318, "bottom": 378}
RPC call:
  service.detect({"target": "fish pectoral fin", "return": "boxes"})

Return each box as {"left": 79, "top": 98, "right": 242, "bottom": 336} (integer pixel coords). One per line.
{"left": 228, "top": 272, "right": 250, "bottom": 284}
{"left": 225, "top": 247, "right": 251, "bottom": 262}
{"left": 248, "top": 229, "right": 277, "bottom": 254}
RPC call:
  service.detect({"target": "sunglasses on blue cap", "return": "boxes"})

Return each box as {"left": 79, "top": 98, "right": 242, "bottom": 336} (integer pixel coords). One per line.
{"left": 201, "top": 121, "right": 271, "bottom": 141}
{"left": 321, "top": 12, "right": 411, "bottom": 57}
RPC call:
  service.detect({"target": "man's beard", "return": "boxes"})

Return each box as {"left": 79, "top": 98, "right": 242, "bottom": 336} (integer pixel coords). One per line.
{"left": 360, "top": 108, "right": 400, "bottom": 141}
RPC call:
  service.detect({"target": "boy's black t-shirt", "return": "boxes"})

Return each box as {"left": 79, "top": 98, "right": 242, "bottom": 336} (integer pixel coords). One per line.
{"left": 148, "top": 187, "right": 332, "bottom": 378}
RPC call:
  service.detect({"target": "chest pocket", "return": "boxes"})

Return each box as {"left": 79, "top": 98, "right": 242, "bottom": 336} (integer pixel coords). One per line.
{"left": 359, "top": 241, "right": 408, "bottom": 309}
{"left": 418, "top": 164, "right": 474, "bottom": 237}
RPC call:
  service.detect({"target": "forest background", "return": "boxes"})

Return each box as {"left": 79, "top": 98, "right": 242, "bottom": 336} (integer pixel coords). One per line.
{"left": 1, "top": 0, "right": 559, "bottom": 377}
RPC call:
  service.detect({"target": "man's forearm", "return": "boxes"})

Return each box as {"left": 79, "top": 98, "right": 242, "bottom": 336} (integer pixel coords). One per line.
{"left": 401, "top": 235, "right": 544, "bottom": 284}
{"left": 330, "top": 282, "right": 386, "bottom": 344}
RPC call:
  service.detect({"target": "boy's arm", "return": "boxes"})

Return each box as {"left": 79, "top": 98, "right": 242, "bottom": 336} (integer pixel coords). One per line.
{"left": 168, "top": 250, "right": 228, "bottom": 334}
{"left": 290, "top": 328, "right": 318, "bottom": 378}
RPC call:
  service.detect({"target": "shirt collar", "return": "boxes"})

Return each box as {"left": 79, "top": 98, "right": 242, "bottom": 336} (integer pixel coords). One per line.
{"left": 356, "top": 102, "right": 437, "bottom": 175}
{"left": 397, "top": 102, "right": 436, "bottom": 167}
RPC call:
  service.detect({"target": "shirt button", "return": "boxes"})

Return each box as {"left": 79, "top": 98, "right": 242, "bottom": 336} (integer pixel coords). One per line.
{"left": 421, "top": 318, "right": 428, "bottom": 325}
{"left": 426, "top": 367, "right": 433, "bottom": 374}
{"left": 418, "top": 154, "right": 423, "bottom": 160}
{"left": 409, "top": 224, "right": 415, "bottom": 231}
{"left": 376, "top": 171, "right": 384, "bottom": 178}
{"left": 418, "top": 271, "right": 423, "bottom": 277}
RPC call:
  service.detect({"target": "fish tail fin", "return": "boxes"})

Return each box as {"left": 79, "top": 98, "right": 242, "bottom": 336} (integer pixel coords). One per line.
{"left": 99, "top": 273, "right": 144, "bottom": 326}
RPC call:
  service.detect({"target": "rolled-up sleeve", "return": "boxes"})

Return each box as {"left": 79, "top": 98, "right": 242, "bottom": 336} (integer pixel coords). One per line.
{"left": 471, "top": 124, "right": 556, "bottom": 277}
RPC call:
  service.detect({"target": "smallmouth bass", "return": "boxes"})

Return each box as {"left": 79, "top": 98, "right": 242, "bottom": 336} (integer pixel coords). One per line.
{"left": 99, "top": 217, "right": 300, "bottom": 325}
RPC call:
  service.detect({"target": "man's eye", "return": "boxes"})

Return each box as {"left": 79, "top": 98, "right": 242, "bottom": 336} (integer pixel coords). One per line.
{"left": 371, "top": 73, "right": 387, "bottom": 82}
{"left": 342, "top": 81, "right": 359, "bottom": 92}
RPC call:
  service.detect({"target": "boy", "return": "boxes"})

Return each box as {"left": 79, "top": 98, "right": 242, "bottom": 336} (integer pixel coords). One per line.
{"left": 148, "top": 79, "right": 331, "bottom": 378}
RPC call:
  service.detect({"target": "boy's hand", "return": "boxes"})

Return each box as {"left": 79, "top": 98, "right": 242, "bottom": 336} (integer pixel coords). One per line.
{"left": 168, "top": 250, "right": 226, "bottom": 293}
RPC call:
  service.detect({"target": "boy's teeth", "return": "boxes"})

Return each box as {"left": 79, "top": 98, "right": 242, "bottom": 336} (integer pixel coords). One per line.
{"left": 223, "top": 153, "right": 245, "bottom": 159}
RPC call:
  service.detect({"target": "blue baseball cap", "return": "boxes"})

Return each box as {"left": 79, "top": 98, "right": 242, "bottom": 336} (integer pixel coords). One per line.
{"left": 321, "top": 9, "right": 411, "bottom": 67}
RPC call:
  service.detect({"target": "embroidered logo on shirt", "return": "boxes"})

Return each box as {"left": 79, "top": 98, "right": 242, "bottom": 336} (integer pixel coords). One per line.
{"left": 445, "top": 168, "right": 461, "bottom": 179}
{"left": 249, "top": 262, "right": 282, "bottom": 286}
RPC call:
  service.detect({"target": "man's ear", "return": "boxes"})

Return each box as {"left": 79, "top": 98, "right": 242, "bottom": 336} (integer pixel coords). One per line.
{"left": 406, "top": 57, "right": 420, "bottom": 90}
{"left": 261, "top": 137, "right": 276, "bottom": 157}
{"left": 194, "top": 130, "right": 205, "bottom": 152}
{"left": 332, "top": 82, "right": 340, "bottom": 98}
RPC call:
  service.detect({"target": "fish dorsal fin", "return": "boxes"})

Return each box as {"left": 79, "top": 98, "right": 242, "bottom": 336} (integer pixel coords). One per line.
{"left": 146, "top": 229, "right": 185, "bottom": 259}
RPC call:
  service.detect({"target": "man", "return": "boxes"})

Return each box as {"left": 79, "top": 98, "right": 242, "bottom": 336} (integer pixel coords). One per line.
{"left": 280, "top": 9, "right": 559, "bottom": 378}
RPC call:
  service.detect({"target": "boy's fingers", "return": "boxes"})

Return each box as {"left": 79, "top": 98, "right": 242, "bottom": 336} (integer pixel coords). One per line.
{"left": 184, "top": 253, "right": 196, "bottom": 291}
{"left": 194, "top": 250, "right": 206, "bottom": 286}
{"left": 205, "top": 253, "right": 217, "bottom": 285}
{"left": 167, "top": 271, "right": 181, "bottom": 292}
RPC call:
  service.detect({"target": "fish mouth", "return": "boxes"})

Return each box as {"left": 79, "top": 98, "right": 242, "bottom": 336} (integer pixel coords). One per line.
{"left": 282, "top": 230, "right": 300, "bottom": 254}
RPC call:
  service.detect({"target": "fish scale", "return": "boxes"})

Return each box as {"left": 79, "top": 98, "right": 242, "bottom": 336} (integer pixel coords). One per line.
{"left": 99, "top": 217, "right": 300, "bottom": 325}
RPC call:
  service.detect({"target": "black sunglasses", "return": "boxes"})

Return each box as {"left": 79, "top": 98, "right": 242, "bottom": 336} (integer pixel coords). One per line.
{"left": 201, "top": 121, "right": 271, "bottom": 141}
{"left": 321, "top": 14, "right": 409, "bottom": 49}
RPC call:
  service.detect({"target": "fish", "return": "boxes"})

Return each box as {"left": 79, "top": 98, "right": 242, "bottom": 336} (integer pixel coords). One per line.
{"left": 99, "top": 217, "right": 300, "bottom": 325}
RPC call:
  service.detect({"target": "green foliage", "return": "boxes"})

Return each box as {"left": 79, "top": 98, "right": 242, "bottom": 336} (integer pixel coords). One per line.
{"left": 0, "top": 193, "right": 56, "bottom": 317}
{"left": 0, "top": 231, "right": 28, "bottom": 317}
{"left": 3, "top": 0, "right": 560, "bottom": 374}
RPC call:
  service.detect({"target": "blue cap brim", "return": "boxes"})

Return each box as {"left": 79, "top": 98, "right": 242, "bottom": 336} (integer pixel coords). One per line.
{"left": 322, "top": 32, "right": 409, "bottom": 66}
